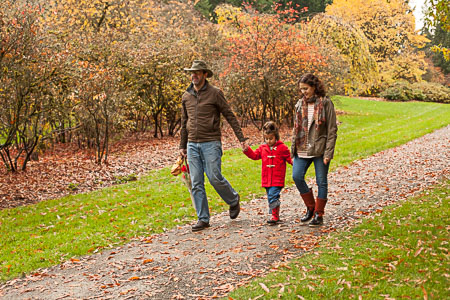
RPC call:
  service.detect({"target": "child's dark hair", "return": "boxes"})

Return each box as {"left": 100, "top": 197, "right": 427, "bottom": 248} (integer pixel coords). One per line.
{"left": 263, "top": 121, "right": 279, "bottom": 141}
{"left": 298, "top": 73, "right": 327, "bottom": 97}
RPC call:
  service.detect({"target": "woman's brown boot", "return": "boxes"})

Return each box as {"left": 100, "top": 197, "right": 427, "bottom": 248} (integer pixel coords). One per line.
{"left": 309, "top": 198, "right": 327, "bottom": 227}
{"left": 300, "top": 190, "right": 315, "bottom": 223}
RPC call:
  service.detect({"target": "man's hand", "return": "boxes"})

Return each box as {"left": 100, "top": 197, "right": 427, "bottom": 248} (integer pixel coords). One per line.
{"left": 323, "top": 157, "right": 330, "bottom": 165}
{"left": 180, "top": 149, "right": 187, "bottom": 158}
{"left": 241, "top": 141, "right": 248, "bottom": 151}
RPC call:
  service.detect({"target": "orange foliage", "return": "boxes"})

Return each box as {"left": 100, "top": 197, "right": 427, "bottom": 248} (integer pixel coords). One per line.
{"left": 215, "top": 4, "right": 325, "bottom": 127}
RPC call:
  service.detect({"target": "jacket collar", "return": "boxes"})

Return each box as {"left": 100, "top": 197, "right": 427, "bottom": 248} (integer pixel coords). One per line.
{"left": 306, "top": 95, "right": 318, "bottom": 103}
{"left": 265, "top": 140, "right": 283, "bottom": 148}
{"left": 187, "top": 80, "right": 209, "bottom": 96}
{"left": 302, "top": 95, "right": 318, "bottom": 104}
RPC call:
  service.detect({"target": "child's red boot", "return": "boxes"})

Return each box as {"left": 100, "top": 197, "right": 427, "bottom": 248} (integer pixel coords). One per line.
{"left": 267, "top": 206, "right": 280, "bottom": 225}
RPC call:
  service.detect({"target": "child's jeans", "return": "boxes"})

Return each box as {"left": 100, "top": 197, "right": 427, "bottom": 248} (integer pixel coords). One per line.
{"left": 265, "top": 186, "right": 282, "bottom": 213}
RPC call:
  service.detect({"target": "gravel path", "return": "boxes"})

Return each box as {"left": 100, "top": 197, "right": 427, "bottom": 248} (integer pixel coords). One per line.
{"left": 1, "top": 126, "right": 449, "bottom": 300}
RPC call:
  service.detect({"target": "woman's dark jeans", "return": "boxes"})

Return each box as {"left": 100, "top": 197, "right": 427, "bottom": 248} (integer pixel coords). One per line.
{"left": 292, "top": 155, "right": 330, "bottom": 199}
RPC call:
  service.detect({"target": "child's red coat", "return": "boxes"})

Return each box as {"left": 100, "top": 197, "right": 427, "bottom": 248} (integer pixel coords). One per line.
{"left": 243, "top": 141, "right": 293, "bottom": 187}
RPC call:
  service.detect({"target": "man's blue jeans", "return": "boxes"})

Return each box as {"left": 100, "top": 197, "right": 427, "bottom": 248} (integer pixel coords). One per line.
{"left": 187, "top": 141, "right": 239, "bottom": 223}
{"left": 265, "top": 186, "right": 282, "bottom": 214}
{"left": 292, "top": 155, "right": 330, "bottom": 199}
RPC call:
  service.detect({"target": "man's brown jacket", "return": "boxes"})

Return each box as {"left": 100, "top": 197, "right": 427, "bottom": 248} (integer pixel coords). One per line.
{"left": 179, "top": 81, "right": 245, "bottom": 149}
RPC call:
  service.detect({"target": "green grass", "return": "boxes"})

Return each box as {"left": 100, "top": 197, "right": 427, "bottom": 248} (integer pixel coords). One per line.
{"left": 333, "top": 96, "right": 450, "bottom": 166}
{"left": 1, "top": 97, "right": 449, "bottom": 281}
{"left": 227, "top": 180, "right": 449, "bottom": 299}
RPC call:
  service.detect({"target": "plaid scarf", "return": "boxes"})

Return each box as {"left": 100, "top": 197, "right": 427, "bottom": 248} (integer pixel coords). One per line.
{"left": 294, "top": 96, "right": 326, "bottom": 151}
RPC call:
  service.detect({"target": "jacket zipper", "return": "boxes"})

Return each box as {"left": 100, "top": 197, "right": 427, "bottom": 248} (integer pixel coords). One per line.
{"left": 195, "top": 92, "right": 199, "bottom": 141}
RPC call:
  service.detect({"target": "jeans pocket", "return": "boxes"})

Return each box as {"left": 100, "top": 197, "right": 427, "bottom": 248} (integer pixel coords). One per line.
{"left": 203, "top": 141, "right": 222, "bottom": 167}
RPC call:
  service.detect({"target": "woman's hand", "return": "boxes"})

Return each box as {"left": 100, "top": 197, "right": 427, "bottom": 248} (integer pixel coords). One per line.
{"left": 323, "top": 157, "right": 330, "bottom": 165}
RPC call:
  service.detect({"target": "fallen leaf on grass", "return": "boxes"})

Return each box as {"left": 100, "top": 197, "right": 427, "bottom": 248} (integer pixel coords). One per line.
{"left": 421, "top": 285, "right": 428, "bottom": 300}
{"left": 259, "top": 282, "right": 270, "bottom": 293}
{"left": 387, "top": 263, "right": 396, "bottom": 271}
{"left": 414, "top": 247, "right": 424, "bottom": 257}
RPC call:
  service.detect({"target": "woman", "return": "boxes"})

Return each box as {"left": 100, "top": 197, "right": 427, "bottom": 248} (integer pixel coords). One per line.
{"left": 291, "top": 74, "right": 338, "bottom": 227}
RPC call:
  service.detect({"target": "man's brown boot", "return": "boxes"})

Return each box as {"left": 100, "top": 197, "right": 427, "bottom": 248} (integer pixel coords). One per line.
{"left": 229, "top": 197, "right": 240, "bottom": 219}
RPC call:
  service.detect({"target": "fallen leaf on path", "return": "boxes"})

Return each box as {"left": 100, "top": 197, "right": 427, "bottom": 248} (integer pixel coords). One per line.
{"left": 128, "top": 276, "right": 140, "bottom": 281}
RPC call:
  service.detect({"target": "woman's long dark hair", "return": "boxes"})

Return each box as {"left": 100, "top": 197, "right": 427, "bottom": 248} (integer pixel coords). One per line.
{"left": 298, "top": 73, "right": 327, "bottom": 97}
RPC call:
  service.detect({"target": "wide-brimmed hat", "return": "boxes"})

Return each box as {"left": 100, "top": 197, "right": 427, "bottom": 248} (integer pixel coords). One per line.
{"left": 184, "top": 60, "right": 213, "bottom": 78}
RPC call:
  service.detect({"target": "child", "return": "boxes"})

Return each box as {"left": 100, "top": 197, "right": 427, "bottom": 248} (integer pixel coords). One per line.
{"left": 242, "top": 121, "right": 293, "bottom": 225}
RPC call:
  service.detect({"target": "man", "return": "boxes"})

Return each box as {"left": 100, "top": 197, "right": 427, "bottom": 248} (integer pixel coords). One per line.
{"left": 180, "top": 60, "right": 247, "bottom": 232}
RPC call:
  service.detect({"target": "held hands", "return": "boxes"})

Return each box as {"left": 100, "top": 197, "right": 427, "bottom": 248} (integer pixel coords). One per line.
{"left": 241, "top": 140, "right": 249, "bottom": 151}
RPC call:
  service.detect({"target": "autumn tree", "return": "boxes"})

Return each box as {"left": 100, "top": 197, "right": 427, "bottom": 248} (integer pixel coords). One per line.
{"left": 0, "top": 1, "right": 65, "bottom": 171}
{"left": 215, "top": 4, "right": 325, "bottom": 127}
{"left": 423, "top": 0, "right": 449, "bottom": 82}
{"left": 123, "top": 51, "right": 186, "bottom": 138}
{"left": 326, "top": 0, "right": 430, "bottom": 88}
{"left": 40, "top": 0, "right": 161, "bottom": 163}
{"left": 195, "top": 0, "right": 333, "bottom": 21}
{"left": 306, "top": 14, "right": 378, "bottom": 95}
{"left": 424, "top": 0, "right": 450, "bottom": 34}
{"left": 423, "top": 25, "right": 450, "bottom": 81}
{"left": 431, "top": 0, "right": 449, "bottom": 30}
{"left": 45, "top": 0, "right": 211, "bottom": 145}
{"left": 118, "top": 0, "right": 212, "bottom": 137}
